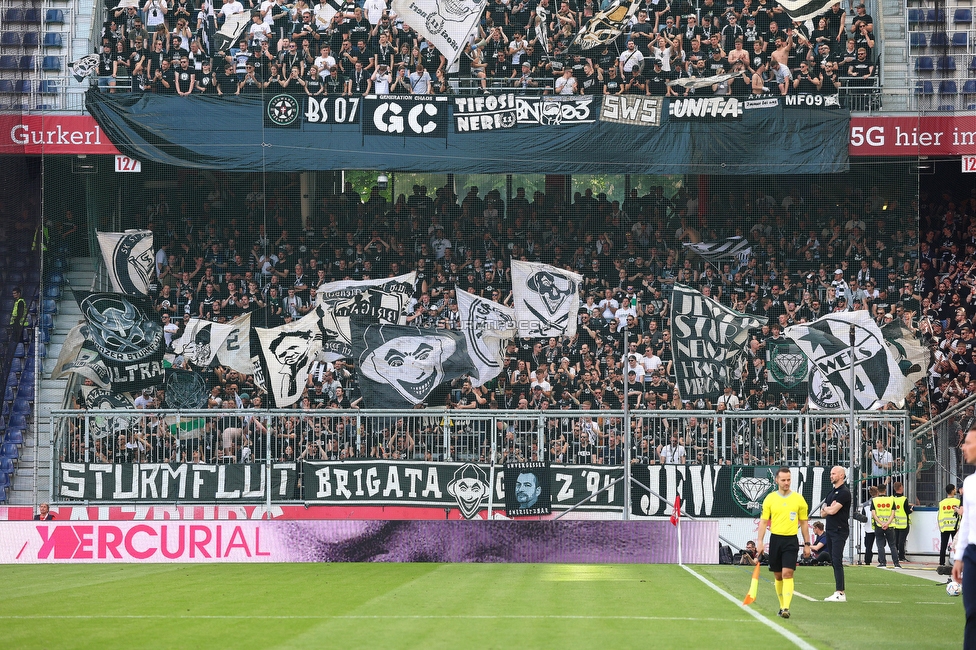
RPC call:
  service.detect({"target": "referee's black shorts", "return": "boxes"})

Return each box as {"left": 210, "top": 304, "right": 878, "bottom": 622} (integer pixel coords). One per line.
{"left": 768, "top": 533, "right": 800, "bottom": 573}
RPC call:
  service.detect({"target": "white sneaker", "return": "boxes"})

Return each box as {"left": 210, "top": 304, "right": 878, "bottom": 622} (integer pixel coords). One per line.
{"left": 824, "top": 592, "right": 847, "bottom": 602}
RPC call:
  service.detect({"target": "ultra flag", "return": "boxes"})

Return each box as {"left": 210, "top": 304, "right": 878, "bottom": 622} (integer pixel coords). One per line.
{"left": 681, "top": 236, "right": 752, "bottom": 267}
{"left": 255, "top": 310, "right": 323, "bottom": 408}
{"left": 511, "top": 260, "right": 581, "bottom": 338}
{"left": 568, "top": 0, "right": 640, "bottom": 54}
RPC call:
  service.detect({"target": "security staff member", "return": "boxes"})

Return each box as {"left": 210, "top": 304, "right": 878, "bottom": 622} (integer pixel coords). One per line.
{"left": 891, "top": 481, "right": 913, "bottom": 563}
{"left": 10, "top": 286, "right": 27, "bottom": 327}
{"left": 952, "top": 429, "right": 976, "bottom": 649}
{"left": 821, "top": 465, "right": 852, "bottom": 602}
{"left": 941, "top": 484, "right": 961, "bottom": 567}
{"left": 872, "top": 489, "right": 901, "bottom": 568}
{"left": 756, "top": 467, "right": 812, "bottom": 619}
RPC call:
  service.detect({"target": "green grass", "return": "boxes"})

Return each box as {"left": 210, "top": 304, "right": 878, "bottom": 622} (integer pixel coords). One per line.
{"left": 0, "top": 564, "right": 959, "bottom": 649}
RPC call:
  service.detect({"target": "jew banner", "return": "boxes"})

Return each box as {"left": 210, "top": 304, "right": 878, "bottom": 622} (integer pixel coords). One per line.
{"left": 784, "top": 311, "right": 914, "bottom": 410}
{"left": 254, "top": 309, "right": 323, "bottom": 408}
{"left": 455, "top": 287, "right": 515, "bottom": 387}
{"left": 682, "top": 236, "right": 752, "bottom": 266}
{"left": 670, "top": 284, "right": 766, "bottom": 401}
{"left": 568, "top": 0, "right": 640, "bottom": 53}
{"left": 511, "top": 260, "right": 582, "bottom": 338}
{"left": 96, "top": 230, "right": 155, "bottom": 295}
{"left": 765, "top": 338, "right": 809, "bottom": 402}
{"left": 77, "top": 291, "right": 166, "bottom": 392}
{"left": 504, "top": 461, "right": 551, "bottom": 517}
{"left": 58, "top": 462, "right": 298, "bottom": 501}
{"left": 351, "top": 321, "right": 478, "bottom": 408}
{"left": 390, "top": 0, "right": 488, "bottom": 67}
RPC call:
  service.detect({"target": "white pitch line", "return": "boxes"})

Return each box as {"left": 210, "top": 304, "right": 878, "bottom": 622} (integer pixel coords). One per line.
{"left": 792, "top": 591, "right": 817, "bottom": 603}
{"left": 680, "top": 565, "right": 817, "bottom": 650}
{"left": 0, "top": 614, "right": 759, "bottom": 623}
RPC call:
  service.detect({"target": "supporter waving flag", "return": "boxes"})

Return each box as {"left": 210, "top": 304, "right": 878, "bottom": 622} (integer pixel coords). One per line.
{"left": 391, "top": 0, "right": 489, "bottom": 66}
{"left": 568, "top": 0, "right": 641, "bottom": 54}
{"left": 511, "top": 260, "right": 582, "bottom": 338}
{"left": 681, "top": 236, "right": 752, "bottom": 267}
{"left": 776, "top": 0, "right": 838, "bottom": 23}
{"left": 455, "top": 287, "right": 515, "bottom": 387}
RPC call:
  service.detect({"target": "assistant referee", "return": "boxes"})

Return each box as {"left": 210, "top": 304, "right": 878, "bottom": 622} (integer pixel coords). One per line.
{"left": 756, "top": 467, "right": 812, "bottom": 619}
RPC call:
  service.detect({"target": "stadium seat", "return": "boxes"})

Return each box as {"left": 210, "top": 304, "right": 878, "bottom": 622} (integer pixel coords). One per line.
{"left": 2, "top": 443, "right": 20, "bottom": 460}
{"left": 3, "top": 386, "right": 14, "bottom": 402}
{"left": 3, "top": 9, "right": 24, "bottom": 22}
{"left": 12, "top": 400, "right": 30, "bottom": 416}
{"left": 41, "top": 56, "right": 60, "bottom": 72}
{"left": 13, "top": 80, "right": 31, "bottom": 93}
{"left": 0, "top": 56, "right": 19, "bottom": 71}
{"left": 36, "top": 341, "right": 46, "bottom": 358}
{"left": 8, "top": 358, "right": 24, "bottom": 375}
{"left": 1, "top": 32, "right": 22, "bottom": 47}
{"left": 22, "top": 32, "right": 38, "bottom": 47}
{"left": 44, "top": 284, "right": 61, "bottom": 299}
{"left": 964, "top": 79, "right": 976, "bottom": 94}
{"left": 937, "top": 56, "right": 957, "bottom": 72}
{"left": 41, "top": 299, "right": 57, "bottom": 315}
{"left": 0, "top": 486, "right": 8, "bottom": 503}
{"left": 955, "top": 8, "right": 972, "bottom": 24}
{"left": 910, "top": 32, "right": 927, "bottom": 49}
{"left": 915, "top": 56, "right": 935, "bottom": 72}
{"left": 908, "top": 8, "right": 922, "bottom": 24}
{"left": 42, "top": 32, "right": 63, "bottom": 48}
{"left": 931, "top": 32, "right": 950, "bottom": 48}
{"left": 952, "top": 32, "right": 969, "bottom": 48}
{"left": 8, "top": 414, "right": 27, "bottom": 430}
{"left": 940, "top": 80, "right": 959, "bottom": 95}
{"left": 5, "top": 429, "right": 24, "bottom": 446}
{"left": 0, "top": 472, "right": 10, "bottom": 490}
{"left": 928, "top": 9, "right": 947, "bottom": 23}
{"left": 19, "top": 56, "right": 36, "bottom": 71}
{"left": 44, "top": 9, "right": 65, "bottom": 24}
{"left": 40, "top": 313, "right": 54, "bottom": 331}
{"left": 0, "top": 81, "right": 13, "bottom": 93}
{"left": 23, "top": 9, "right": 41, "bottom": 23}
{"left": 37, "top": 329, "right": 50, "bottom": 345}
{"left": 0, "top": 458, "right": 13, "bottom": 475}
{"left": 916, "top": 80, "right": 934, "bottom": 96}
{"left": 16, "top": 382, "right": 33, "bottom": 402}
{"left": 13, "top": 343, "right": 25, "bottom": 358}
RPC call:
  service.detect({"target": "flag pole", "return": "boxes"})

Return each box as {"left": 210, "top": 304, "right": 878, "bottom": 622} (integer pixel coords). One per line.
{"left": 623, "top": 324, "right": 631, "bottom": 521}
{"left": 487, "top": 425, "right": 498, "bottom": 520}
{"left": 848, "top": 323, "right": 858, "bottom": 564}
{"left": 677, "top": 513, "right": 683, "bottom": 566}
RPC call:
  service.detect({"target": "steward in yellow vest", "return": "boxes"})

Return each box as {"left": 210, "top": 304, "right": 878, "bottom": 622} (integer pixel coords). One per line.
{"left": 891, "top": 482, "right": 913, "bottom": 563}
{"left": 940, "top": 484, "right": 961, "bottom": 566}
{"left": 871, "top": 492, "right": 900, "bottom": 568}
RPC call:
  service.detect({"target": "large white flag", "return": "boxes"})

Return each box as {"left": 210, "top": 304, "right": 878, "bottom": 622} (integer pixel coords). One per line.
{"left": 255, "top": 310, "right": 323, "bottom": 408}
{"left": 175, "top": 314, "right": 252, "bottom": 373}
{"left": 784, "top": 310, "right": 915, "bottom": 410}
{"left": 455, "top": 287, "right": 515, "bottom": 386}
{"left": 97, "top": 230, "right": 155, "bottom": 295}
{"left": 511, "top": 261, "right": 581, "bottom": 338}
{"left": 390, "top": 0, "right": 488, "bottom": 67}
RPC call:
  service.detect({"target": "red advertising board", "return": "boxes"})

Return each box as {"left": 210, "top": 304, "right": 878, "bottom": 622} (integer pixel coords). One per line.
{"left": 850, "top": 114, "right": 976, "bottom": 156}
{"left": 0, "top": 114, "right": 120, "bottom": 155}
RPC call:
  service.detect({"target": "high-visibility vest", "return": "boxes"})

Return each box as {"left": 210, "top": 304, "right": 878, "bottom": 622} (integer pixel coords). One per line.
{"left": 9, "top": 297, "right": 27, "bottom": 327}
{"left": 872, "top": 495, "right": 894, "bottom": 527}
{"left": 892, "top": 495, "right": 908, "bottom": 529}
{"left": 939, "top": 497, "right": 961, "bottom": 533}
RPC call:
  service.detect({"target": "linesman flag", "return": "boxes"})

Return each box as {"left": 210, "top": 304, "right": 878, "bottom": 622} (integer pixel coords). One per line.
{"left": 743, "top": 561, "right": 761, "bottom": 605}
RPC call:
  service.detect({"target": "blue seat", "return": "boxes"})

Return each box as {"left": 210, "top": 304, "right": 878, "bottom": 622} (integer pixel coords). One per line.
{"left": 21, "top": 369, "right": 35, "bottom": 386}
{"left": 44, "top": 9, "right": 64, "bottom": 24}
{"left": 37, "top": 329, "right": 50, "bottom": 344}
{"left": 0, "top": 81, "right": 13, "bottom": 93}
{"left": 44, "top": 284, "right": 61, "bottom": 299}
{"left": 953, "top": 32, "right": 969, "bottom": 48}
{"left": 3, "top": 387, "right": 15, "bottom": 402}
{"left": 0, "top": 56, "right": 19, "bottom": 71}
{"left": 970, "top": 57, "right": 976, "bottom": 71}
{"left": 22, "top": 32, "right": 38, "bottom": 47}
{"left": 5, "top": 429, "right": 23, "bottom": 446}
{"left": 8, "top": 414, "right": 27, "bottom": 429}
{"left": 908, "top": 8, "right": 922, "bottom": 24}
{"left": 916, "top": 80, "right": 934, "bottom": 95}
{"left": 938, "top": 104, "right": 956, "bottom": 111}
{"left": 23, "top": 9, "right": 41, "bottom": 23}
{"left": 0, "top": 486, "right": 8, "bottom": 503}
{"left": 931, "top": 32, "right": 950, "bottom": 48}
{"left": 36, "top": 342, "right": 46, "bottom": 359}
{"left": 916, "top": 56, "right": 934, "bottom": 72}
{"left": 42, "top": 32, "right": 62, "bottom": 48}
{"left": 938, "top": 56, "right": 957, "bottom": 71}
{"left": 927, "top": 9, "right": 947, "bottom": 23}
{"left": 940, "top": 80, "right": 959, "bottom": 95}
{"left": 40, "top": 313, "right": 54, "bottom": 331}
{"left": 1, "top": 32, "right": 22, "bottom": 47}
{"left": 955, "top": 8, "right": 972, "bottom": 24}
{"left": 3, "top": 9, "right": 24, "bottom": 21}
{"left": 964, "top": 79, "right": 976, "bottom": 94}
{"left": 13, "top": 80, "right": 31, "bottom": 93}
{"left": 16, "top": 383, "right": 33, "bottom": 402}
{"left": 910, "top": 32, "right": 927, "bottom": 48}
{"left": 0, "top": 458, "right": 13, "bottom": 474}
{"left": 13, "top": 343, "right": 25, "bottom": 358}
{"left": 19, "top": 56, "right": 36, "bottom": 71}
{"left": 9, "top": 358, "right": 24, "bottom": 375}
{"left": 2, "top": 443, "right": 19, "bottom": 460}
{"left": 41, "top": 299, "right": 57, "bottom": 315}
{"left": 41, "top": 56, "right": 60, "bottom": 72}
{"left": 12, "top": 400, "right": 30, "bottom": 416}
{"left": 0, "top": 472, "right": 10, "bottom": 490}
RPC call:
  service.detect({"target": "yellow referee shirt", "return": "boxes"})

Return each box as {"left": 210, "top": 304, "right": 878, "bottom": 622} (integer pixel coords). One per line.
{"left": 760, "top": 491, "right": 809, "bottom": 536}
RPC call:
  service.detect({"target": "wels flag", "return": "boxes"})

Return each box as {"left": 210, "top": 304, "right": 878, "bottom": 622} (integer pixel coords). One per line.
{"left": 511, "top": 260, "right": 582, "bottom": 338}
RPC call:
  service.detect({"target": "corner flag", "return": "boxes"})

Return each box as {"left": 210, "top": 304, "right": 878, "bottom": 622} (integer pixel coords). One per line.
{"left": 669, "top": 495, "right": 681, "bottom": 526}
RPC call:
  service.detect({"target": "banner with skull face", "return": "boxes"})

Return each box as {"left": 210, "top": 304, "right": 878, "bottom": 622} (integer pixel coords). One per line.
{"left": 255, "top": 309, "right": 323, "bottom": 408}
{"left": 96, "top": 230, "right": 155, "bottom": 295}
{"left": 784, "top": 311, "right": 914, "bottom": 410}
{"left": 511, "top": 261, "right": 582, "bottom": 338}
{"left": 455, "top": 287, "right": 515, "bottom": 387}
{"left": 390, "top": 0, "right": 488, "bottom": 67}
{"left": 567, "top": 0, "right": 641, "bottom": 55}
{"left": 351, "top": 321, "right": 478, "bottom": 409}
{"left": 175, "top": 314, "right": 252, "bottom": 373}
{"left": 77, "top": 291, "right": 166, "bottom": 392}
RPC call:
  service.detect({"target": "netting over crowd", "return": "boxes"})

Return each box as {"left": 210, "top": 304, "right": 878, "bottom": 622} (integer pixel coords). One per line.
{"left": 90, "top": 0, "right": 876, "bottom": 96}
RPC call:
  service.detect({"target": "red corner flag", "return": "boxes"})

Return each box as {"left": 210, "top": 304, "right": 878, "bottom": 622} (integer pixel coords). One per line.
{"left": 669, "top": 495, "right": 681, "bottom": 526}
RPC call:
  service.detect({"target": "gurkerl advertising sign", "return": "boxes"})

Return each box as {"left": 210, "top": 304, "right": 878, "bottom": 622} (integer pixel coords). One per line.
{"left": 0, "top": 114, "right": 121, "bottom": 154}
{"left": 849, "top": 115, "right": 976, "bottom": 156}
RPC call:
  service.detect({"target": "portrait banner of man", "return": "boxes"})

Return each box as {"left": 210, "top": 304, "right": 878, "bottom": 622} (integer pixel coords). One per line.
{"left": 504, "top": 461, "right": 552, "bottom": 517}
{"left": 255, "top": 309, "right": 323, "bottom": 408}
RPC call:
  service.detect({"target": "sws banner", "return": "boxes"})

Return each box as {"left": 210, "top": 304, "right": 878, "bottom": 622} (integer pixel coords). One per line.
{"left": 59, "top": 463, "right": 298, "bottom": 501}
{"left": 304, "top": 460, "right": 623, "bottom": 516}
{"left": 630, "top": 464, "right": 831, "bottom": 518}
{"left": 363, "top": 95, "right": 449, "bottom": 138}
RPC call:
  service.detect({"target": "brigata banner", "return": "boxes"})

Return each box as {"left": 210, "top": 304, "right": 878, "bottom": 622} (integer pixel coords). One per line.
{"left": 630, "top": 464, "right": 831, "bottom": 517}
{"left": 304, "top": 460, "right": 622, "bottom": 516}
{"left": 850, "top": 115, "right": 976, "bottom": 156}
{"left": 0, "top": 520, "right": 717, "bottom": 564}
{"left": 58, "top": 463, "right": 298, "bottom": 501}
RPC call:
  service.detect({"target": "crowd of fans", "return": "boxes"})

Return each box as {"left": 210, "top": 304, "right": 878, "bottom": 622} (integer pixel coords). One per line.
{"left": 90, "top": 0, "right": 878, "bottom": 96}
{"left": 56, "top": 168, "right": 939, "bottom": 475}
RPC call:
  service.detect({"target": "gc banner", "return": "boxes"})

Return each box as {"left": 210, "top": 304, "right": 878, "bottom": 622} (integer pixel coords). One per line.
{"left": 504, "top": 461, "right": 551, "bottom": 517}
{"left": 630, "top": 464, "right": 831, "bottom": 518}
{"left": 363, "top": 95, "right": 449, "bottom": 138}
{"left": 58, "top": 463, "right": 298, "bottom": 501}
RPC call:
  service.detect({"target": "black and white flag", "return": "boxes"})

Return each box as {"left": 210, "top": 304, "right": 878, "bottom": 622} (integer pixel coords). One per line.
{"left": 79, "top": 386, "right": 139, "bottom": 439}
{"left": 52, "top": 323, "right": 112, "bottom": 388}
{"left": 511, "top": 260, "right": 582, "bottom": 338}
{"left": 255, "top": 309, "right": 323, "bottom": 408}
{"left": 682, "top": 236, "right": 752, "bottom": 267}
{"left": 351, "top": 321, "right": 478, "bottom": 409}
{"left": 390, "top": 0, "right": 488, "bottom": 66}
{"left": 568, "top": 0, "right": 640, "bottom": 54}
{"left": 212, "top": 12, "right": 250, "bottom": 54}
{"left": 776, "top": 0, "right": 836, "bottom": 24}
{"left": 313, "top": 0, "right": 345, "bottom": 30}
{"left": 784, "top": 311, "right": 914, "bottom": 410}
{"left": 164, "top": 368, "right": 210, "bottom": 410}
{"left": 668, "top": 72, "right": 742, "bottom": 91}
{"left": 766, "top": 338, "right": 809, "bottom": 401}
{"left": 456, "top": 287, "right": 515, "bottom": 387}
{"left": 174, "top": 314, "right": 252, "bottom": 373}
{"left": 316, "top": 272, "right": 416, "bottom": 316}
{"left": 70, "top": 54, "right": 100, "bottom": 82}
{"left": 671, "top": 284, "right": 766, "bottom": 401}
{"left": 881, "top": 319, "right": 928, "bottom": 391}
{"left": 77, "top": 291, "right": 166, "bottom": 392}
{"left": 97, "top": 230, "right": 155, "bottom": 295}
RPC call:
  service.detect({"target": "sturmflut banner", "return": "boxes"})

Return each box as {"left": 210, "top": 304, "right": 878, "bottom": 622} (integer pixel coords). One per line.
{"left": 58, "top": 463, "right": 298, "bottom": 501}
{"left": 670, "top": 284, "right": 765, "bottom": 401}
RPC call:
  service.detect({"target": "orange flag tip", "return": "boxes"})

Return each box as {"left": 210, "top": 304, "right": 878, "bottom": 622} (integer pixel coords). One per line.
{"left": 742, "top": 594, "right": 755, "bottom": 605}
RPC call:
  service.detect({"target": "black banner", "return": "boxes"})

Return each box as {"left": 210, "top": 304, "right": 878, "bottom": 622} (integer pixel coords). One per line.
{"left": 453, "top": 94, "right": 517, "bottom": 132}
{"left": 515, "top": 96, "right": 597, "bottom": 126}
{"left": 304, "top": 460, "right": 623, "bottom": 515}
{"left": 766, "top": 338, "right": 810, "bottom": 402}
{"left": 58, "top": 463, "right": 298, "bottom": 501}
{"left": 630, "top": 464, "right": 832, "bottom": 517}
{"left": 305, "top": 96, "right": 362, "bottom": 124}
{"left": 264, "top": 93, "right": 302, "bottom": 128}
{"left": 363, "top": 95, "right": 449, "bottom": 138}
{"left": 504, "top": 461, "right": 552, "bottom": 516}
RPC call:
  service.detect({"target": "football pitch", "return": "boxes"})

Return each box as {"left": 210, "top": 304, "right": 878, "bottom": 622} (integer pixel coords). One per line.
{"left": 0, "top": 563, "right": 958, "bottom": 649}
